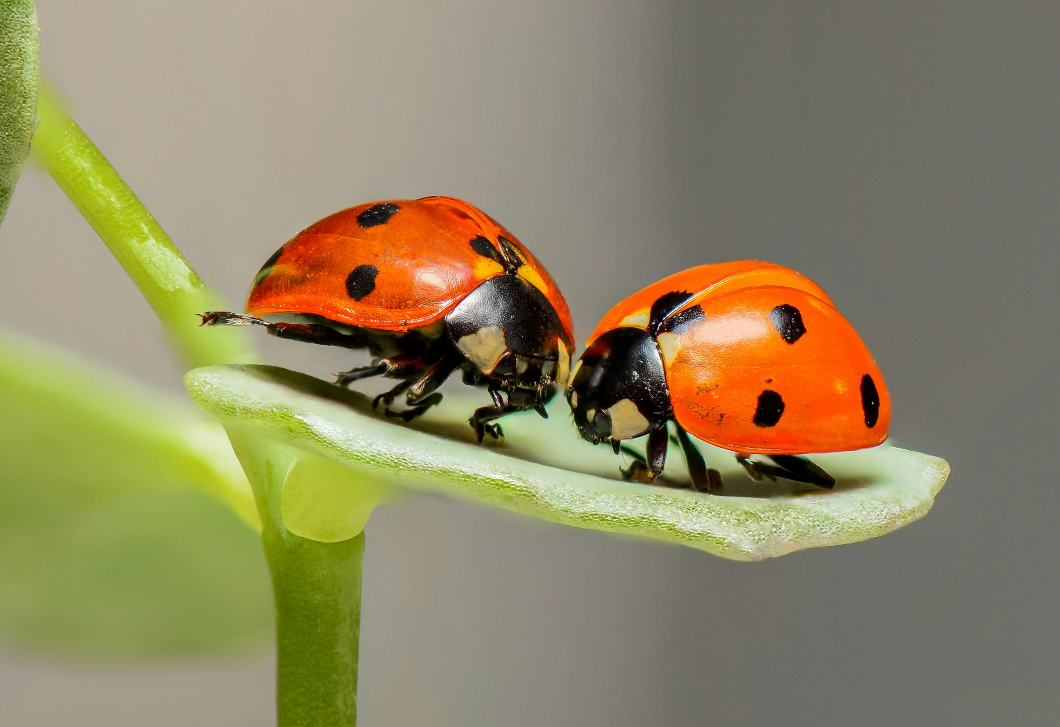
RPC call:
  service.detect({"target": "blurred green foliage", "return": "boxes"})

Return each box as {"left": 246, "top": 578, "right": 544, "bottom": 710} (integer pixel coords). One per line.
{"left": 0, "top": 0, "right": 39, "bottom": 227}
{"left": 0, "top": 329, "right": 272, "bottom": 656}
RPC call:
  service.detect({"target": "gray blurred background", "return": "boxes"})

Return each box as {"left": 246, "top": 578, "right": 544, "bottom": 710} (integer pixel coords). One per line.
{"left": 2, "top": 0, "right": 1058, "bottom": 725}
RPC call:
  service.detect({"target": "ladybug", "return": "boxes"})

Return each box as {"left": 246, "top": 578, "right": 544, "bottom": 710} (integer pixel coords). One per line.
{"left": 201, "top": 196, "right": 574, "bottom": 440}
{"left": 565, "top": 261, "right": 890, "bottom": 491}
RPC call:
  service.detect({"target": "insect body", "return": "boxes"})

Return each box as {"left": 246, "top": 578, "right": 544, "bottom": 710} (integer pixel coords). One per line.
{"left": 566, "top": 261, "right": 890, "bottom": 490}
{"left": 202, "top": 196, "right": 574, "bottom": 440}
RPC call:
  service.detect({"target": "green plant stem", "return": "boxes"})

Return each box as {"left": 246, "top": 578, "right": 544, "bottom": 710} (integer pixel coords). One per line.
{"left": 268, "top": 524, "right": 363, "bottom": 727}
{"left": 30, "top": 81, "right": 254, "bottom": 369}
{"left": 228, "top": 429, "right": 362, "bottom": 727}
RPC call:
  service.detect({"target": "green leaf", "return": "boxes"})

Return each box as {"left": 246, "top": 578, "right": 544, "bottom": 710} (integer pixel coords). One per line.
{"left": 186, "top": 364, "right": 950, "bottom": 561}
{"left": 0, "top": 328, "right": 271, "bottom": 656}
{"left": 0, "top": 0, "right": 39, "bottom": 228}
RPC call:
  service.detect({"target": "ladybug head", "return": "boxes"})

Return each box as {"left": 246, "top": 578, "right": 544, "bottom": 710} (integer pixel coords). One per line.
{"left": 566, "top": 327, "right": 673, "bottom": 446}
{"left": 445, "top": 275, "right": 573, "bottom": 407}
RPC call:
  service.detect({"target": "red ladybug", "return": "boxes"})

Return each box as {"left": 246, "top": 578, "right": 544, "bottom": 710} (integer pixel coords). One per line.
{"left": 566, "top": 261, "right": 890, "bottom": 490}
{"left": 202, "top": 196, "right": 574, "bottom": 440}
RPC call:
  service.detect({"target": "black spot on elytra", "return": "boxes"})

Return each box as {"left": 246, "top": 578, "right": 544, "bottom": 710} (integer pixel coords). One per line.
{"left": 769, "top": 304, "right": 806, "bottom": 344}
{"left": 345, "top": 264, "right": 379, "bottom": 300}
{"left": 861, "top": 374, "right": 880, "bottom": 428}
{"left": 356, "top": 203, "right": 400, "bottom": 228}
{"left": 657, "top": 304, "right": 704, "bottom": 334}
{"left": 252, "top": 246, "right": 284, "bottom": 286}
{"left": 753, "top": 389, "right": 785, "bottom": 427}
{"left": 649, "top": 291, "right": 696, "bottom": 333}
{"left": 470, "top": 235, "right": 506, "bottom": 265}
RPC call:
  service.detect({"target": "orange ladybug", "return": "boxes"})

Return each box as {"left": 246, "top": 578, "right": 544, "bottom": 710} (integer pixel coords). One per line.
{"left": 202, "top": 196, "right": 574, "bottom": 440}
{"left": 565, "top": 261, "right": 890, "bottom": 490}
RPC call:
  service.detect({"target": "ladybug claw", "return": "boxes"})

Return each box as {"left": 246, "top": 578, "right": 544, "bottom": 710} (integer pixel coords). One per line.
{"left": 384, "top": 408, "right": 413, "bottom": 422}
{"left": 737, "top": 455, "right": 767, "bottom": 482}
{"left": 198, "top": 311, "right": 241, "bottom": 326}
{"left": 382, "top": 392, "right": 443, "bottom": 423}
{"left": 469, "top": 406, "right": 505, "bottom": 442}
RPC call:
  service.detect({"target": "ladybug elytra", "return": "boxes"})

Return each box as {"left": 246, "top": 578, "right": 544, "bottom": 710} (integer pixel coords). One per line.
{"left": 202, "top": 196, "right": 573, "bottom": 440}
{"left": 565, "top": 261, "right": 891, "bottom": 491}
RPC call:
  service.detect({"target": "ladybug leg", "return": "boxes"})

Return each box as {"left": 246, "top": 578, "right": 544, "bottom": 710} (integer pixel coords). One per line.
{"left": 341, "top": 352, "right": 429, "bottom": 391}
{"left": 369, "top": 350, "right": 463, "bottom": 421}
{"left": 465, "top": 384, "right": 518, "bottom": 441}
{"left": 382, "top": 351, "right": 463, "bottom": 422}
{"left": 736, "top": 455, "right": 772, "bottom": 482}
{"left": 766, "top": 455, "right": 836, "bottom": 489}
{"left": 469, "top": 406, "right": 508, "bottom": 442}
{"left": 337, "top": 362, "right": 389, "bottom": 387}
{"left": 405, "top": 351, "right": 463, "bottom": 406}
{"left": 675, "top": 425, "right": 722, "bottom": 492}
{"left": 620, "top": 427, "right": 668, "bottom": 484}
{"left": 736, "top": 455, "right": 836, "bottom": 489}
{"left": 384, "top": 394, "right": 443, "bottom": 423}
{"left": 200, "top": 312, "right": 369, "bottom": 349}
{"left": 488, "top": 384, "right": 505, "bottom": 409}
{"left": 467, "top": 379, "right": 557, "bottom": 441}
{"left": 373, "top": 380, "right": 412, "bottom": 410}
{"left": 469, "top": 398, "right": 516, "bottom": 442}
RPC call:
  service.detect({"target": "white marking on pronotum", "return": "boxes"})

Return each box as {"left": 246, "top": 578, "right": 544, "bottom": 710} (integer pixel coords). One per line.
{"left": 556, "top": 339, "right": 571, "bottom": 386}
{"left": 656, "top": 332, "right": 682, "bottom": 366}
{"left": 567, "top": 358, "right": 583, "bottom": 389}
{"left": 570, "top": 391, "right": 579, "bottom": 408}
{"left": 457, "top": 326, "right": 508, "bottom": 374}
{"left": 606, "top": 398, "right": 651, "bottom": 440}
{"left": 620, "top": 310, "right": 650, "bottom": 328}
